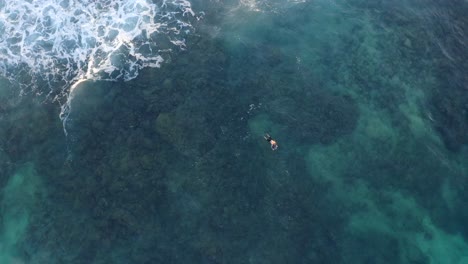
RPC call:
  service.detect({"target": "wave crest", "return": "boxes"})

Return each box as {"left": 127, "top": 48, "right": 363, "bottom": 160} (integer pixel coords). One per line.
{"left": 0, "top": 0, "right": 197, "bottom": 93}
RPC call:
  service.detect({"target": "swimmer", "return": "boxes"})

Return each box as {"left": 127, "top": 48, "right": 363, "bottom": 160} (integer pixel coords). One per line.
{"left": 264, "top": 133, "right": 278, "bottom": 151}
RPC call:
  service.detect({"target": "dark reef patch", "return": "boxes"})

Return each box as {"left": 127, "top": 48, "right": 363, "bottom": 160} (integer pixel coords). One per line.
{"left": 267, "top": 90, "right": 359, "bottom": 145}
{"left": 430, "top": 84, "right": 468, "bottom": 152}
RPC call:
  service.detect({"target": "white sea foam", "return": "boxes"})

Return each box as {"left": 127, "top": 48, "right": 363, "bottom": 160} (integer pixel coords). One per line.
{"left": 0, "top": 0, "right": 197, "bottom": 132}
{"left": 238, "top": 0, "right": 308, "bottom": 13}
{"left": 0, "top": 0, "right": 196, "bottom": 83}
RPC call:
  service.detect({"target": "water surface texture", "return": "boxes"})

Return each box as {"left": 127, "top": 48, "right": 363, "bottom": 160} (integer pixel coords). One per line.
{"left": 0, "top": 0, "right": 467, "bottom": 263}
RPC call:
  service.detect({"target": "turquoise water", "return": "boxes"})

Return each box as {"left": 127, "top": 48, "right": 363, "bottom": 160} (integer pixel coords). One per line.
{"left": 0, "top": 0, "right": 467, "bottom": 263}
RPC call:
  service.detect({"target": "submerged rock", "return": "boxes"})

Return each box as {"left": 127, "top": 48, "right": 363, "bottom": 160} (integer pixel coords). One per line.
{"left": 430, "top": 88, "right": 468, "bottom": 152}
{"left": 155, "top": 110, "right": 214, "bottom": 157}
{"left": 268, "top": 90, "right": 359, "bottom": 145}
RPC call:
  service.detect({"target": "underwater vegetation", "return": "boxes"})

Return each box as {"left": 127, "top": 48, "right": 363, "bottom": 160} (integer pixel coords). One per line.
{"left": 0, "top": 0, "right": 466, "bottom": 263}
{"left": 267, "top": 90, "right": 358, "bottom": 145}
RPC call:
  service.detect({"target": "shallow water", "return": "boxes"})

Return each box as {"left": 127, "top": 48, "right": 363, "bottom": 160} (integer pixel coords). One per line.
{"left": 0, "top": 0, "right": 467, "bottom": 263}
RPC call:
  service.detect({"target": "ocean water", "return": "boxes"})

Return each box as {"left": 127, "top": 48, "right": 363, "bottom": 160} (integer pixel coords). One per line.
{"left": 0, "top": 0, "right": 467, "bottom": 263}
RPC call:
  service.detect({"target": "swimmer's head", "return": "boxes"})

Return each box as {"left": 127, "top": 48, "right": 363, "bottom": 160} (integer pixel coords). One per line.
{"left": 270, "top": 140, "right": 278, "bottom": 150}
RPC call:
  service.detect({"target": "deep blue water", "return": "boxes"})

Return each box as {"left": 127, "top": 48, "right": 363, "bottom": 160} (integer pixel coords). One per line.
{"left": 0, "top": 0, "right": 467, "bottom": 263}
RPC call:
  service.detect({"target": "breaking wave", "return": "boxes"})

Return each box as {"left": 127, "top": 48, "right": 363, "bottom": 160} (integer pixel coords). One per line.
{"left": 0, "top": 0, "right": 197, "bottom": 85}
{"left": 0, "top": 0, "right": 199, "bottom": 132}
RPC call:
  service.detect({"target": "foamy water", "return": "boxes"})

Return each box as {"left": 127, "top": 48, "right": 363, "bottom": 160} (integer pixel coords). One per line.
{"left": 0, "top": 0, "right": 198, "bottom": 133}
{"left": 0, "top": 0, "right": 196, "bottom": 91}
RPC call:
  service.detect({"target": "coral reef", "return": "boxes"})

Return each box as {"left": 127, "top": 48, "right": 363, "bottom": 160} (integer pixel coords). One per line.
{"left": 267, "top": 90, "right": 359, "bottom": 145}
{"left": 0, "top": 0, "right": 466, "bottom": 263}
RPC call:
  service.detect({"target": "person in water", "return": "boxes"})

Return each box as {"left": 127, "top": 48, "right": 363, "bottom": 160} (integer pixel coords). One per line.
{"left": 264, "top": 133, "right": 278, "bottom": 150}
